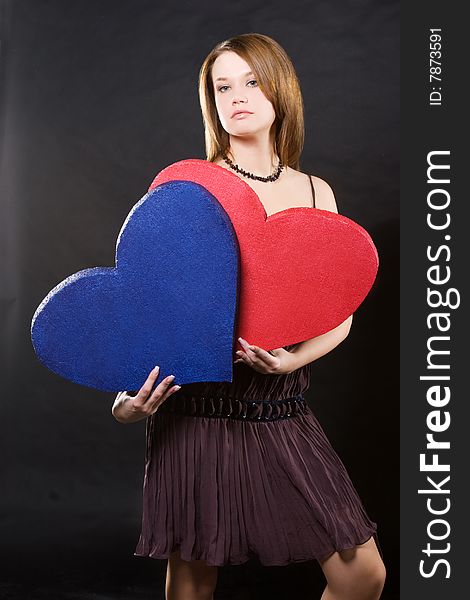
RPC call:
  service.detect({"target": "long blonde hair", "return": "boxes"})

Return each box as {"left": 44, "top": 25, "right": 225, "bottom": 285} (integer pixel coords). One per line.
{"left": 198, "top": 33, "right": 305, "bottom": 170}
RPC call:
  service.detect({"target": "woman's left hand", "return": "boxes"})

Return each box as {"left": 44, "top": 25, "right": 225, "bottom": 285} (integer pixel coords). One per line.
{"left": 233, "top": 337, "right": 296, "bottom": 375}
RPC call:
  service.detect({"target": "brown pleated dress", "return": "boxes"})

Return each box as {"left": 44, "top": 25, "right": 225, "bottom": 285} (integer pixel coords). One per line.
{"left": 133, "top": 346, "right": 381, "bottom": 567}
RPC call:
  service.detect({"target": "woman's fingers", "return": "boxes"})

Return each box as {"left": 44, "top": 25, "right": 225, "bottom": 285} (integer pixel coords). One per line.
{"left": 248, "top": 345, "right": 277, "bottom": 363}
{"left": 134, "top": 365, "right": 161, "bottom": 404}
{"left": 238, "top": 338, "right": 276, "bottom": 366}
{"left": 236, "top": 338, "right": 284, "bottom": 374}
{"left": 149, "top": 374, "right": 180, "bottom": 406}
{"left": 238, "top": 338, "right": 258, "bottom": 363}
{"left": 136, "top": 366, "right": 180, "bottom": 407}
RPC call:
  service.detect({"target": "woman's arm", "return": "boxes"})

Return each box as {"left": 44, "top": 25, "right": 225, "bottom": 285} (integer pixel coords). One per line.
{"left": 286, "top": 314, "right": 353, "bottom": 372}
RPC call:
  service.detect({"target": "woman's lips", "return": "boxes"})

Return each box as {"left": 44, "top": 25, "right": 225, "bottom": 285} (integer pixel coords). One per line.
{"left": 232, "top": 112, "right": 253, "bottom": 119}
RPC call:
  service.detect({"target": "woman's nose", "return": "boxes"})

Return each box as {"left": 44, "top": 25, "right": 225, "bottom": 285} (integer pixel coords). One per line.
{"left": 231, "top": 86, "right": 248, "bottom": 104}
{"left": 232, "top": 95, "right": 248, "bottom": 105}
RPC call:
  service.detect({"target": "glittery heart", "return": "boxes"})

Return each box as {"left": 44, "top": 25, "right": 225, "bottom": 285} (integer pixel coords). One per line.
{"left": 31, "top": 181, "right": 240, "bottom": 391}
{"left": 150, "top": 159, "right": 379, "bottom": 351}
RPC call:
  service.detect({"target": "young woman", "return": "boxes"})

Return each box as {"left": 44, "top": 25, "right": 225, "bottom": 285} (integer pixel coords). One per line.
{"left": 112, "top": 33, "right": 387, "bottom": 600}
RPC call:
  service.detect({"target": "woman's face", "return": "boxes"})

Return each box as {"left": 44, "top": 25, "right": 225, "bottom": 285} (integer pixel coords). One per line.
{"left": 211, "top": 51, "right": 276, "bottom": 140}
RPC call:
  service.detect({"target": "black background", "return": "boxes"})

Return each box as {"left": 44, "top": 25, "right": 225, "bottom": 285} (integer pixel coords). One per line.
{"left": 0, "top": 1, "right": 399, "bottom": 598}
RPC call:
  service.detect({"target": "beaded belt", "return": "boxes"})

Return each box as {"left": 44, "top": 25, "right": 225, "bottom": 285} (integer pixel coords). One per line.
{"left": 158, "top": 393, "right": 309, "bottom": 422}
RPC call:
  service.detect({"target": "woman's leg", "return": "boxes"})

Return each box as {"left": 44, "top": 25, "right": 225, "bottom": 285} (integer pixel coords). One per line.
{"left": 165, "top": 549, "right": 219, "bottom": 600}
{"left": 318, "top": 537, "right": 386, "bottom": 600}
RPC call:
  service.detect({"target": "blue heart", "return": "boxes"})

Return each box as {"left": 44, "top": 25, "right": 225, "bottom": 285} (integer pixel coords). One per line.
{"left": 31, "top": 181, "right": 240, "bottom": 392}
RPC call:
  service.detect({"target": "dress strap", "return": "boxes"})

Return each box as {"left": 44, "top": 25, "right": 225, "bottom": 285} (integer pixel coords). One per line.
{"left": 307, "top": 174, "right": 316, "bottom": 208}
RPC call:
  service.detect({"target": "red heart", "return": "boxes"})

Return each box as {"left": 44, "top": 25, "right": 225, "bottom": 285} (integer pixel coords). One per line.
{"left": 149, "top": 159, "right": 379, "bottom": 351}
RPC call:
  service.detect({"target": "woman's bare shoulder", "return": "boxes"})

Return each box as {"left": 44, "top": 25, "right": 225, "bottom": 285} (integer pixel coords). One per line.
{"left": 289, "top": 166, "right": 339, "bottom": 214}
{"left": 309, "top": 175, "right": 338, "bottom": 214}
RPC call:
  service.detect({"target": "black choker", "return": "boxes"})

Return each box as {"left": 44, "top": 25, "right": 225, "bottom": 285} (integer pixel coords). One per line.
{"left": 222, "top": 153, "right": 284, "bottom": 182}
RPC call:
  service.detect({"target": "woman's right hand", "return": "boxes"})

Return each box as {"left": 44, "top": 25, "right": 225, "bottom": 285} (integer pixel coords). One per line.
{"left": 111, "top": 366, "right": 181, "bottom": 424}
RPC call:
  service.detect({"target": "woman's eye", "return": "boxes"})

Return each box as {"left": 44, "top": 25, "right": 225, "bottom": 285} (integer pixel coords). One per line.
{"left": 217, "top": 80, "right": 257, "bottom": 93}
